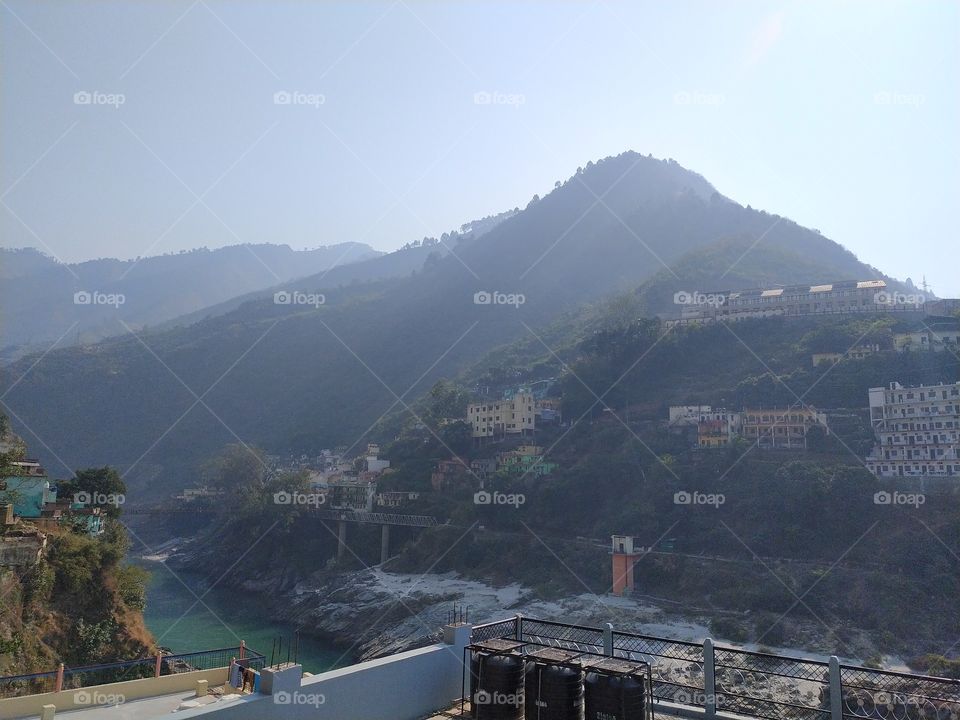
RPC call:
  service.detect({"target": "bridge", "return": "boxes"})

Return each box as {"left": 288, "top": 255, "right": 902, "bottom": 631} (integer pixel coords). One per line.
{"left": 124, "top": 506, "right": 443, "bottom": 564}
{"left": 306, "top": 508, "right": 441, "bottom": 563}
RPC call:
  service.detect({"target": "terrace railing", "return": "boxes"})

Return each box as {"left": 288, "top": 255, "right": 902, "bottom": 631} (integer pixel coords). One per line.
{"left": 0, "top": 645, "right": 265, "bottom": 700}
{"left": 612, "top": 629, "right": 706, "bottom": 707}
{"left": 469, "top": 617, "right": 960, "bottom": 720}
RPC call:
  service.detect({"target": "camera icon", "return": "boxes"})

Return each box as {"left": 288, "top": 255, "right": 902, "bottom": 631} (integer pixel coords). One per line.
{"left": 873, "top": 291, "right": 892, "bottom": 306}
{"left": 673, "top": 491, "right": 692, "bottom": 505}
{"left": 273, "top": 491, "right": 292, "bottom": 505}
{"left": 473, "top": 490, "right": 492, "bottom": 505}
{"left": 74, "top": 290, "right": 92, "bottom": 305}
{"left": 74, "top": 491, "right": 91, "bottom": 505}
{"left": 274, "top": 690, "right": 291, "bottom": 704}
{"left": 473, "top": 91, "right": 491, "bottom": 105}
{"left": 474, "top": 690, "right": 491, "bottom": 705}
{"left": 673, "top": 291, "right": 692, "bottom": 305}
{"left": 274, "top": 291, "right": 292, "bottom": 305}
{"left": 873, "top": 491, "right": 892, "bottom": 505}
{"left": 273, "top": 91, "right": 291, "bottom": 105}
{"left": 73, "top": 91, "right": 92, "bottom": 105}
{"left": 673, "top": 91, "right": 692, "bottom": 105}
{"left": 74, "top": 691, "right": 91, "bottom": 705}
{"left": 473, "top": 291, "right": 492, "bottom": 305}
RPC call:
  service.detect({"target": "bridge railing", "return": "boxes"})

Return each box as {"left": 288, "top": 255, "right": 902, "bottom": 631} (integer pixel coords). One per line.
{"left": 468, "top": 617, "right": 959, "bottom": 719}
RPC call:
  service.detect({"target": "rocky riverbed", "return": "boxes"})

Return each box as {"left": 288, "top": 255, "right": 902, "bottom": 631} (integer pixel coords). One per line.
{"left": 159, "top": 536, "right": 901, "bottom": 668}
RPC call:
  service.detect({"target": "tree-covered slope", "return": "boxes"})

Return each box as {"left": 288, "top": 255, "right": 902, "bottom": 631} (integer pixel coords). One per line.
{"left": 0, "top": 152, "right": 899, "bottom": 499}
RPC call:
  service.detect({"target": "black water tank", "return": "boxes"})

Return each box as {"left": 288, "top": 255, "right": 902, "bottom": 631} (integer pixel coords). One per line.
{"left": 471, "top": 650, "right": 525, "bottom": 720}
{"left": 525, "top": 659, "right": 585, "bottom": 720}
{"left": 584, "top": 670, "right": 645, "bottom": 720}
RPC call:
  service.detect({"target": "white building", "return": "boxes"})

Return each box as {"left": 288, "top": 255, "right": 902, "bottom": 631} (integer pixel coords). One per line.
{"left": 866, "top": 381, "right": 960, "bottom": 477}
{"left": 668, "top": 405, "right": 713, "bottom": 426}
{"left": 894, "top": 321, "right": 960, "bottom": 352}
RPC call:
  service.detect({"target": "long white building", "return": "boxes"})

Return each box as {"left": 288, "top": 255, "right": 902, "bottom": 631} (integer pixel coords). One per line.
{"left": 866, "top": 381, "right": 960, "bottom": 477}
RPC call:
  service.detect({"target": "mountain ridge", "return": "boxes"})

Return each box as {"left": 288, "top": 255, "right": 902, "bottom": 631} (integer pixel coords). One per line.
{"left": 0, "top": 151, "right": 905, "bottom": 498}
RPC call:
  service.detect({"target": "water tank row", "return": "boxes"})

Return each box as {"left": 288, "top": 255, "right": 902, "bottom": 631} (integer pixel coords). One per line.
{"left": 469, "top": 642, "right": 647, "bottom": 720}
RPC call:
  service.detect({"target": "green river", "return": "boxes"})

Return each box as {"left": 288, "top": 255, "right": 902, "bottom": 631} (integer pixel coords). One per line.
{"left": 134, "top": 558, "right": 346, "bottom": 673}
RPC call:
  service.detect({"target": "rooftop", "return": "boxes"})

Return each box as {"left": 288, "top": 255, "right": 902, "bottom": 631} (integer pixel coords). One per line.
{"left": 3, "top": 618, "right": 958, "bottom": 720}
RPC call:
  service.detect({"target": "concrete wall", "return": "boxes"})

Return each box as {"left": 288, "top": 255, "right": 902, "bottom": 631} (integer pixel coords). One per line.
{"left": 0, "top": 667, "right": 228, "bottom": 719}
{"left": 178, "top": 637, "right": 469, "bottom": 720}
{"left": 0, "top": 536, "right": 45, "bottom": 567}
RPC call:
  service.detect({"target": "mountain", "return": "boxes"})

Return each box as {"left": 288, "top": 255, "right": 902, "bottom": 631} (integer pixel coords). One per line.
{"left": 0, "top": 151, "right": 899, "bottom": 498}
{"left": 0, "top": 242, "right": 379, "bottom": 360}
{"left": 151, "top": 208, "right": 520, "bottom": 333}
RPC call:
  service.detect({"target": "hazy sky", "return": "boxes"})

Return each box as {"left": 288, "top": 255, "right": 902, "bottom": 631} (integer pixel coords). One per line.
{"left": 2, "top": 1, "right": 958, "bottom": 294}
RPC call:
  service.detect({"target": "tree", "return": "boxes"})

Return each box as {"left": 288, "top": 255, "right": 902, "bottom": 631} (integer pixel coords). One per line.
{"left": 62, "top": 466, "right": 127, "bottom": 518}
{"left": 202, "top": 444, "right": 266, "bottom": 493}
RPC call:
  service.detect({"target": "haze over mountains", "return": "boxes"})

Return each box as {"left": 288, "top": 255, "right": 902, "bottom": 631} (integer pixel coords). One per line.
{"left": 0, "top": 242, "right": 379, "bottom": 360}
{"left": 0, "top": 151, "right": 906, "bottom": 497}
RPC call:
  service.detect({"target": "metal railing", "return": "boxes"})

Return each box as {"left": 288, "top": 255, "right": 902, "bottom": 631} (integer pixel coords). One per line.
{"left": 838, "top": 664, "right": 960, "bottom": 720}
{"left": 0, "top": 645, "right": 265, "bottom": 699}
{"left": 714, "top": 646, "right": 829, "bottom": 720}
{"left": 469, "top": 617, "right": 960, "bottom": 719}
{"left": 612, "top": 629, "right": 706, "bottom": 707}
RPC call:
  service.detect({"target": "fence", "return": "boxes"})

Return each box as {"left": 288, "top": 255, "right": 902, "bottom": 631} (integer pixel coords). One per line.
{"left": 0, "top": 645, "right": 264, "bottom": 700}
{"left": 470, "top": 617, "right": 960, "bottom": 719}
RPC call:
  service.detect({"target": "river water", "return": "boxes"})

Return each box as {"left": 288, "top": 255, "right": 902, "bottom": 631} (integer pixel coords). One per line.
{"left": 134, "top": 558, "right": 346, "bottom": 673}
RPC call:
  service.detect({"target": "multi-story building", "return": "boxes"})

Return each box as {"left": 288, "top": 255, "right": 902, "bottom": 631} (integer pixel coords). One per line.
{"left": 866, "top": 381, "right": 960, "bottom": 477}
{"left": 741, "top": 407, "right": 828, "bottom": 449}
{"left": 668, "top": 405, "right": 714, "bottom": 426}
{"left": 894, "top": 319, "right": 960, "bottom": 352}
{"left": 467, "top": 391, "right": 536, "bottom": 439}
{"left": 671, "top": 279, "right": 923, "bottom": 325}
{"left": 327, "top": 479, "right": 376, "bottom": 511}
{"left": 0, "top": 462, "right": 104, "bottom": 535}
{"left": 696, "top": 409, "right": 743, "bottom": 448}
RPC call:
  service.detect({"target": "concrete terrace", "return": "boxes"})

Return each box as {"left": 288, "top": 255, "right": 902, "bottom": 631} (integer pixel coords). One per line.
{"left": 3, "top": 617, "right": 959, "bottom": 720}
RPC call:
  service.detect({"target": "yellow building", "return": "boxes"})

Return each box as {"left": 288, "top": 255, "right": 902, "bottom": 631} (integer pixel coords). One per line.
{"left": 467, "top": 391, "right": 536, "bottom": 439}
{"left": 742, "top": 408, "right": 828, "bottom": 449}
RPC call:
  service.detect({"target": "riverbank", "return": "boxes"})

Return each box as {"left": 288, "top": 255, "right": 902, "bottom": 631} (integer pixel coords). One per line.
{"left": 132, "top": 556, "right": 350, "bottom": 673}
